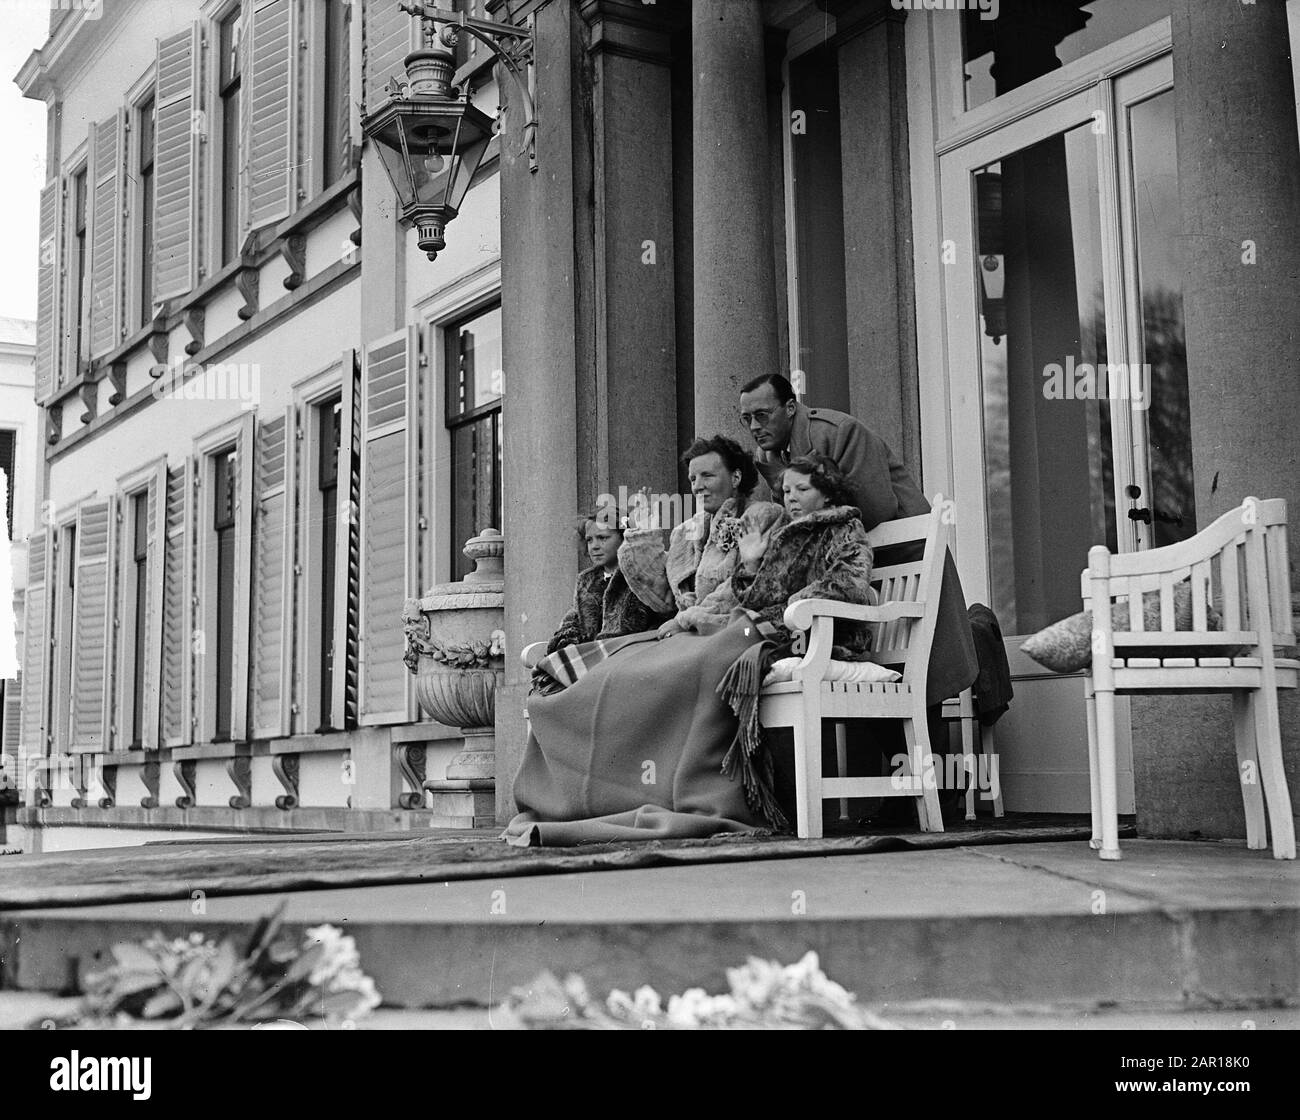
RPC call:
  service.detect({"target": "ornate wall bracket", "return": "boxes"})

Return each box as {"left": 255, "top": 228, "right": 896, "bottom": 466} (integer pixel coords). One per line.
{"left": 78, "top": 380, "right": 98, "bottom": 425}
{"left": 282, "top": 233, "right": 307, "bottom": 291}
{"left": 46, "top": 403, "right": 62, "bottom": 446}
{"left": 227, "top": 756, "right": 252, "bottom": 809}
{"left": 174, "top": 759, "right": 197, "bottom": 809}
{"left": 140, "top": 760, "right": 160, "bottom": 808}
{"left": 183, "top": 307, "right": 205, "bottom": 357}
{"left": 272, "top": 754, "right": 300, "bottom": 810}
{"left": 147, "top": 306, "right": 169, "bottom": 368}
{"left": 98, "top": 764, "right": 117, "bottom": 809}
{"left": 69, "top": 757, "right": 89, "bottom": 809}
{"left": 236, "top": 263, "right": 260, "bottom": 321}
{"left": 347, "top": 180, "right": 363, "bottom": 247}
{"left": 396, "top": 744, "right": 427, "bottom": 810}
{"left": 107, "top": 360, "right": 128, "bottom": 406}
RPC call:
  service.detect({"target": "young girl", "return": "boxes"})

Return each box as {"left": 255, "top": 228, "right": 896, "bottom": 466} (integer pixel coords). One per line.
{"left": 543, "top": 509, "right": 667, "bottom": 656}
{"left": 730, "top": 452, "right": 875, "bottom": 654}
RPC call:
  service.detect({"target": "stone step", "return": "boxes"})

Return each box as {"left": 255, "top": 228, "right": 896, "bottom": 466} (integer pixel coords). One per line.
{"left": 2, "top": 840, "right": 1295, "bottom": 1012}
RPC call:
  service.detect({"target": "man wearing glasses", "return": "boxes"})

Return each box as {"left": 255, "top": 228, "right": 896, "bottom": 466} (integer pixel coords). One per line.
{"left": 739, "top": 372, "right": 977, "bottom": 713}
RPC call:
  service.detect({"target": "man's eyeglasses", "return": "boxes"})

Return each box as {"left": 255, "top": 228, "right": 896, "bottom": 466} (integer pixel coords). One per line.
{"left": 740, "top": 410, "right": 774, "bottom": 426}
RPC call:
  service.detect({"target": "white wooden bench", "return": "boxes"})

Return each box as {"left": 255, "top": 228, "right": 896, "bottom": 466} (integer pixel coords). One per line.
{"left": 758, "top": 505, "right": 950, "bottom": 839}
{"left": 1083, "top": 496, "right": 1298, "bottom": 861}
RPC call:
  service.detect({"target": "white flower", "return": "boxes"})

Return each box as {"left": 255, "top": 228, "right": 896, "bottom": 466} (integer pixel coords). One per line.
{"left": 632, "top": 986, "right": 663, "bottom": 1018}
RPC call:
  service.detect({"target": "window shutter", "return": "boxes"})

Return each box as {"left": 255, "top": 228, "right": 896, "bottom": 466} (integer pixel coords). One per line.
{"left": 120, "top": 462, "right": 169, "bottom": 752}
{"left": 231, "top": 412, "right": 256, "bottom": 741}
{"left": 334, "top": 348, "right": 361, "bottom": 729}
{"left": 159, "top": 462, "right": 193, "bottom": 747}
{"left": 359, "top": 327, "right": 417, "bottom": 725}
{"left": 35, "top": 182, "right": 61, "bottom": 403}
{"left": 249, "top": 407, "right": 296, "bottom": 739}
{"left": 59, "top": 179, "right": 80, "bottom": 390}
{"left": 153, "top": 26, "right": 201, "bottom": 303}
{"left": 69, "top": 499, "right": 115, "bottom": 753}
{"left": 19, "top": 530, "right": 49, "bottom": 757}
{"left": 246, "top": 0, "right": 296, "bottom": 233}
{"left": 2, "top": 675, "right": 20, "bottom": 764}
{"left": 88, "top": 111, "right": 126, "bottom": 358}
{"left": 362, "top": 0, "right": 416, "bottom": 115}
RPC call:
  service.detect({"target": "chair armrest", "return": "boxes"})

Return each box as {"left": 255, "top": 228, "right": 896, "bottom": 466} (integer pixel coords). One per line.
{"left": 783, "top": 597, "right": 925, "bottom": 631}
{"left": 520, "top": 641, "right": 549, "bottom": 669}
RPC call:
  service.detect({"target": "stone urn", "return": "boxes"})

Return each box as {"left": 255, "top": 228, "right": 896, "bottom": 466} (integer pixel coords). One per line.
{"left": 403, "top": 529, "right": 505, "bottom": 820}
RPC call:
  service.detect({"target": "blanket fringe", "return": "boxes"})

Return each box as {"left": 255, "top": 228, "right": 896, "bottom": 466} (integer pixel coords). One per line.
{"left": 717, "top": 640, "right": 790, "bottom": 832}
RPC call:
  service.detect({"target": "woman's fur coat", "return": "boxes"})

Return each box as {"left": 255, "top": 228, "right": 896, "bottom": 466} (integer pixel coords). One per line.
{"left": 619, "top": 495, "right": 787, "bottom": 631}
{"left": 731, "top": 505, "right": 875, "bottom": 654}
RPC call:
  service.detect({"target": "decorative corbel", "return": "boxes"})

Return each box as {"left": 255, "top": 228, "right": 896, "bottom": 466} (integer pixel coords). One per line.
{"left": 236, "top": 262, "right": 260, "bottom": 321}
{"left": 396, "top": 744, "right": 427, "bottom": 810}
{"left": 78, "top": 380, "right": 98, "bottom": 425}
{"left": 272, "top": 754, "right": 299, "bottom": 810}
{"left": 347, "top": 177, "right": 363, "bottom": 247}
{"left": 282, "top": 232, "right": 307, "bottom": 291}
{"left": 147, "top": 305, "right": 169, "bottom": 368}
{"left": 46, "top": 402, "right": 62, "bottom": 446}
{"left": 174, "top": 758, "right": 197, "bottom": 809}
{"left": 107, "top": 359, "right": 128, "bottom": 406}
{"left": 140, "top": 760, "right": 160, "bottom": 809}
{"left": 69, "top": 757, "right": 89, "bottom": 809}
{"left": 227, "top": 755, "right": 252, "bottom": 809}
{"left": 98, "top": 765, "right": 117, "bottom": 809}
{"left": 183, "top": 306, "right": 205, "bottom": 357}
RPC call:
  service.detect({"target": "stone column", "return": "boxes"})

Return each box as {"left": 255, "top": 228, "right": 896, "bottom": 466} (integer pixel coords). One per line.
{"left": 831, "top": 0, "right": 919, "bottom": 468}
{"left": 691, "top": 0, "right": 779, "bottom": 444}
{"left": 1131, "top": 0, "right": 1300, "bottom": 841}
{"left": 578, "top": 0, "right": 680, "bottom": 502}
{"left": 495, "top": 0, "right": 584, "bottom": 823}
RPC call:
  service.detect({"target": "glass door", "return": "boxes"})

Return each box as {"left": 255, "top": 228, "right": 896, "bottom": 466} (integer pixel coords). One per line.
{"left": 940, "top": 55, "right": 1185, "bottom": 812}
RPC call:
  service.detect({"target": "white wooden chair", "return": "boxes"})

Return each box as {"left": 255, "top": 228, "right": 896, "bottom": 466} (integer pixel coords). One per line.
{"left": 758, "top": 505, "right": 949, "bottom": 839}
{"left": 940, "top": 688, "right": 1005, "bottom": 821}
{"left": 1084, "top": 497, "right": 1298, "bottom": 861}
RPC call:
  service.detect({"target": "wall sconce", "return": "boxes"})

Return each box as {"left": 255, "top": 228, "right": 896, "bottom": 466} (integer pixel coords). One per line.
{"left": 361, "top": 3, "right": 537, "bottom": 261}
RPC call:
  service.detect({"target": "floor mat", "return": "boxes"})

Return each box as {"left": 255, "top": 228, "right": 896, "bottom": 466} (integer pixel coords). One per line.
{"left": 0, "top": 816, "right": 1134, "bottom": 912}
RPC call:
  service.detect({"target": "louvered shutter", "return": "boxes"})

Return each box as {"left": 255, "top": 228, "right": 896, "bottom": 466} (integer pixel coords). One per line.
{"left": 246, "top": 0, "right": 296, "bottom": 233}
{"left": 35, "top": 182, "right": 61, "bottom": 402}
{"left": 88, "top": 111, "right": 125, "bottom": 358}
{"left": 362, "top": 0, "right": 416, "bottom": 115}
{"left": 249, "top": 408, "right": 296, "bottom": 738}
{"left": 359, "top": 328, "right": 417, "bottom": 725}
{"left": 19, "top": 530, "right": 49, "bottom": 757}
{"left": 2, "top": 675, "right": 20, "bottom": 764}
{"left": 336, "top": 348, "right": 362, "bottom": 728}
{"left": 231, "top": 412, "right": 256, "bottom": 740}
{"left": 120, "top": 463, "right": 169, "bottom": 752}
{"left": 159, "top": 462, "right": 193, "bottom": 746}
{"left": 59, "top": 179, "right": 78, "bottom": 390}
{"left": 69, "top": 499, "right": 115, "bottom": 752}
{"left": 153, "top": 26, "right": 200, "bottom": 302}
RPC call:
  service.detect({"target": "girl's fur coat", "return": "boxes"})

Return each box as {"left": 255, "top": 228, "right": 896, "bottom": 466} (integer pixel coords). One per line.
{"left": 732, "top": 505, "right": 875, "bottom": 654}
{"left": 546, "top": 565, "right": 667, "bottom": 653}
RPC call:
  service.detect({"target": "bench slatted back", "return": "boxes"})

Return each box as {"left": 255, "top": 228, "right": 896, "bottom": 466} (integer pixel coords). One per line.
{"left": 863, "top": 507, "right": 948, "bottom": 681}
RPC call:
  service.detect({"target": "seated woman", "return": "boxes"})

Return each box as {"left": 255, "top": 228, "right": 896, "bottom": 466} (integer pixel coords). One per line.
{"left": 618, "top": 434, "right": 787, "bottom": 636}
{"left": 505, "top": 451, "right": 874, "bottom": 846}
{"left": 531, "top": 509, "right": 669, "bottom": 694}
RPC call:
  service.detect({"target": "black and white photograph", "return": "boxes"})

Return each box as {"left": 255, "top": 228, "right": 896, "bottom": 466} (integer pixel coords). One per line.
{"left": 0, "top": 0, "right": 1295, "bottom": 1066}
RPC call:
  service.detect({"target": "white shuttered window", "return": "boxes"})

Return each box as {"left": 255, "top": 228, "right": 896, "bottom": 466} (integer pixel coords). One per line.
{"left": 249, "top": 408, "right": 296, "bottom": 738}
{"left": 245, "top": 0, "right": 296, "bottom": 234}
{"left": 88, "top": 111, "right": 126, "bottom": 358}
{"left": 69, "top": 499, "right": 116, "bottom": 753}
{"left": 20, "top": 530, "right": 50, "bottom": 757}
{"left": 359, "top": 328, "right": 418, "bottom": 725}
{"left": 35, "top": 183, "right": 61, "bottom": 402}
{"left": 153, "top": 26, "right": 201, "bottom": 303}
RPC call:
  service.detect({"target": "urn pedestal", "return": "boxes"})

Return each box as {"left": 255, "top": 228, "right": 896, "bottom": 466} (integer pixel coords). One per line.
{"left": 403, "top": 529, "right": 505, "bottom": 828}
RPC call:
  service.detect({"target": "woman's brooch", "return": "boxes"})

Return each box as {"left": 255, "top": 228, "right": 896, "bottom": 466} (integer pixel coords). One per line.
{"left": 713, "top": 517, "right": 743, "bottom": 553}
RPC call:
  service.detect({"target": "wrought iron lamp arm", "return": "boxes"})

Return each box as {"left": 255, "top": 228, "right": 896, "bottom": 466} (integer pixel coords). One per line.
{"left": 398, "top": 2, "right": 538, "bottom": 168}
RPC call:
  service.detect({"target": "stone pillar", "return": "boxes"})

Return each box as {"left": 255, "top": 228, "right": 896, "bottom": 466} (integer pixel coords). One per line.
{"left": 496, "top": 0, "right": 584, "bottom": 823}
{"left": 691, "top": 0, "right": 779, "bottom": 444}
{"left": 831, "top": 1, "right": 919, "bottom": 467}
{"left": 1131, "top": 0, "right": 1300, "bottom": 840}
{"left": 579, "top": 0, "right": 679, "bottom": 502}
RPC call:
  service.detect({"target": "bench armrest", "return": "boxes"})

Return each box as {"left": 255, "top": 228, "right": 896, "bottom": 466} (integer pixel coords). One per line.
{"left": 520, "top": 641, "right": 549, "bottom": 669}
{"left": 783, "top": 597, "right": 924, "bottom": 631}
